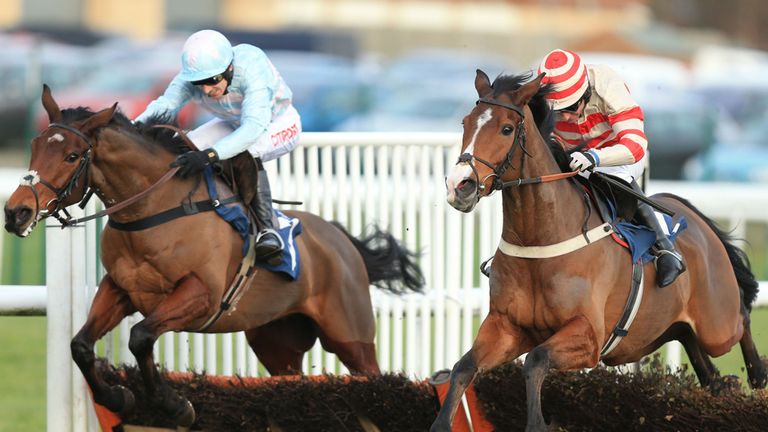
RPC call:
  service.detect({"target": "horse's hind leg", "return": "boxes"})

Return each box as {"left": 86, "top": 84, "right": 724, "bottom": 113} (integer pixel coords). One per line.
{"left": 319, "top": 335, "right": 379, "bottom": 374}
{"left": 128, "top": 275, "right": 212, "bottom": 427}
{"left": 245, "top": 314, "right": 319, "bottom": 375}
{"left": 71, "top": 275, "right": 137, "bottom": 415}
{"left": 431, "top": 312, "right": 530, "bottom": 432}
{"left": 739, "top": 305, "right": 768, "bottom": 389}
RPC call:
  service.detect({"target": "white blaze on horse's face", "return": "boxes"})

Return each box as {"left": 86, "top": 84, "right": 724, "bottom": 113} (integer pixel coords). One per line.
{"left": 446, "top": 107, "right": 492, "bottom": 210}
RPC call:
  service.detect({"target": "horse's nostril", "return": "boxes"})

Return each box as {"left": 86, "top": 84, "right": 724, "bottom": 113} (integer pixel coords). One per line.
{"left": 457, "top": 179, "right": 475, "bottom": 192}
{"left": 17, "top": 207, "right": 32, "bottom": 225}
{"left": 4, "top": 206, "right": 32, "bottom": 228}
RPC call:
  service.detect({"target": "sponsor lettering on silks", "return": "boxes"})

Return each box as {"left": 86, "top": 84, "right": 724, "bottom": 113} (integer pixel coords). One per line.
{"left": 271, "top": 123, "right": 299, "bottom": 148}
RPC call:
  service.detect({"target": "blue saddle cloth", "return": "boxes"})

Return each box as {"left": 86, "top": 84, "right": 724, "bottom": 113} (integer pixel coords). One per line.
{"left": 203, "top": 167, "right": 302, "bottom": 280}
{"left": 603, "top": 194, "right": 687, "bottom": 263}
{"left": 254, "top": 210, "right": 303, "bottom": 280}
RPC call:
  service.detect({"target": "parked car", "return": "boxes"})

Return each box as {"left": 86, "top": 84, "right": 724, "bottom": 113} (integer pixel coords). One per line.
{"left": 684, "top": 115, "right": 768, "bottom": 182}
{"left": 267, "top": 50, "right": 370, "bottom": 132}
{"left": 34, "top": 57, "right": 201, "bottom": 130}
{"left": 0, "top": 36, "right": 92, "bottom": 147}
{"left": 335, "top": 49, "right": 512, "bottom": 132}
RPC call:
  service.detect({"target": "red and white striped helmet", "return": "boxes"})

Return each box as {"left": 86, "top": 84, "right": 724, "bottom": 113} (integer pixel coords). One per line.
{"left": 538, "top": 49, "right": 589, "bottom": 110}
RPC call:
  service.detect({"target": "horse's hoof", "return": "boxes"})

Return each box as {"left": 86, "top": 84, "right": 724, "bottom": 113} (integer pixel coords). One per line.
{"left": 96, "top": 385, "right": 134, "bottom": 416}
{"left": 173, "top": 399, "right": 196, "bottom": 428}
{"left": 709, "top": 375, "right": 742, "bottom": 396}
{"left": 114, "top": 385, "right": 136, "bottom": 416}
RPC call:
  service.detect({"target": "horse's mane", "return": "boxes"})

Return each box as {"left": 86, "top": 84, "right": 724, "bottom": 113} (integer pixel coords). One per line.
{"left": 60, "top": 107, "right": 188, "bottom": 155}
{"left": 490, "top": 73, "right": 570, "bottom": 171}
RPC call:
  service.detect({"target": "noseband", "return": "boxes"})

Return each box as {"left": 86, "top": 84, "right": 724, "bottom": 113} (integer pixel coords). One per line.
{"left": 21, "top": 123, "right": 94, "bottom": 227}
{"left": 456, "top": 98, "right": 528, "bottom": 194}
{"left": 455, "top": 98, "right": 577, "bottom": 196}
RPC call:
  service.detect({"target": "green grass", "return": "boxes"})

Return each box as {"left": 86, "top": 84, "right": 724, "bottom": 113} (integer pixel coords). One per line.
{"left": 1, "top": 230, "right": 45, "bottom": 286}
{"left": 0, "top": 317, "right": 46, "bottom": 432}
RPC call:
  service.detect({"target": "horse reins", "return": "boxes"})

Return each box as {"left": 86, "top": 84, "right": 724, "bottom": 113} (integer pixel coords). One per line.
{"left": 455, "top": 98, "right": 579, "bottom": 196}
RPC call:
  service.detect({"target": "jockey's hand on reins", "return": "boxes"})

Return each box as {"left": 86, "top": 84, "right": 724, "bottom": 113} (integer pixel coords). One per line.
{"left": 569, "top": 151, "right": 597, "bottom": 173}
{"left": 170, "top": 149, "right": 219, "bottom": 178}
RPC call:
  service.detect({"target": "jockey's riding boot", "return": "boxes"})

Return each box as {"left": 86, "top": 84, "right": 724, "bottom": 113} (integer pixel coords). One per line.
{"left": 252, "top": 168, "right": 284, "bottom": 266}
{"left": 634, "top": 200, "right": 686, "bottom": 287}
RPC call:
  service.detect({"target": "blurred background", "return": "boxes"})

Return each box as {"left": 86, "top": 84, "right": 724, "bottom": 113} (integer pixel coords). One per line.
{"left": 2, "top": 2, "right": 768, "bottom": 429}
{"left": 0, "top": 0, "right": 767, "bottom": 181}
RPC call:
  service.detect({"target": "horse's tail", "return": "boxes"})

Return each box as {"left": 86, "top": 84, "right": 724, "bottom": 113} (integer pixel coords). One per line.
{"left": 660, "top": 193, "right": 759, "bottom": 311}
{"left": 332, "top": 222, "right": 425, "bottom": 294}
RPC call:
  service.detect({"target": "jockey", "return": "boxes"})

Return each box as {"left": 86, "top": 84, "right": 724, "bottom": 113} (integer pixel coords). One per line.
{"left": 136, "top": 29, "right": 301, "bottom": 266}
{"left": 538, "top": 48, "right": 685, "bottom": 287}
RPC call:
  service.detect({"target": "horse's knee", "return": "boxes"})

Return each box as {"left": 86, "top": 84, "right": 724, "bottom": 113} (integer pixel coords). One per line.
{"left": 70, "top": 333, "right": 94, "bottom": 366}
{"left": 451, "top": 352, "right": 478, "bottom": 386}
{"left": 523, "top": 346, "right": 551, "bottom": 375}
{"left": 128, "top": 324, "right": 155, "bottom": 358}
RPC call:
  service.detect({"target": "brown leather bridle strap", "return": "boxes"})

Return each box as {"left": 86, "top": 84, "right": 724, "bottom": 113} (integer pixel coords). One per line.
{"left": 62, "top": 124, "right": 195, "bottom": 226}
{"left": 64, "top": 166, "right": 180, "bottom": 225}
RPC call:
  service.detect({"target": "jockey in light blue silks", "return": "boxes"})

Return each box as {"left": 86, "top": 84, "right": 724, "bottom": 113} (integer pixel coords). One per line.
{"left": 136, "top": 29, "right": 301, "bottom": 265}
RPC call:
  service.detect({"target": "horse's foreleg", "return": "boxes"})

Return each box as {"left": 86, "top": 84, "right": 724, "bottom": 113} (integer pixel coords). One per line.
{"left": 128, "top": 275, "right": 212, "bottom": 427}
{"left": 71, "top": 275, "right": 137, "bottom": 415}
{"left": 431, "top": 312, "right": 529, "bottom": 432}
{"left": 523, "top": 315, "right": 598, "bottom": 432}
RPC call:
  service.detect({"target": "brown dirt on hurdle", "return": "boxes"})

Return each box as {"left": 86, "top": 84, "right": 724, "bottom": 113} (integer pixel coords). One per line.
{"left": 98, "top": 355, "right": 768, "bottom": 431}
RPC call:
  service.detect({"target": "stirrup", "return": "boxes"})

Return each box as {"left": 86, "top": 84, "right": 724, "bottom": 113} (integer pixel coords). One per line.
{"left": 654, "top": 249, "right": 684, "bottom": 266}
{"left": 256, "top": 228, "right": 284, "bottom": 249}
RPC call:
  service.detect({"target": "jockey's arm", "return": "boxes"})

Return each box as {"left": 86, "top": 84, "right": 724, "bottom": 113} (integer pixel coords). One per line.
{"left": 591, "top": 76, "right": 648, "bottom": 167}
{"left": 135, "top": 76, "right": 194, "bottom": 124}
{"left": 210, "top": 84, "right": 271, "bottom": 161}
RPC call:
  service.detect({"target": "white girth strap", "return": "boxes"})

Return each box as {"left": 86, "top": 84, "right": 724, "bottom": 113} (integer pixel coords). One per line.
{"left": 498, "top": 223, "right": 614, "bottom": 258}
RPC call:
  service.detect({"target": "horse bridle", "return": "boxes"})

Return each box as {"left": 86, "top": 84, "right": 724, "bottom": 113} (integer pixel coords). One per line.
{"left": 20, "top": 122, "right": 94, "bottom": 228}
{"left": 455, "top": 97, "right": 578, "bottom": 197}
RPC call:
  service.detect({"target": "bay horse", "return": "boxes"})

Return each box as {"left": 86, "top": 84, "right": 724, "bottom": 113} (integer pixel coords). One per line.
{"left": 4, "top": 86, "right": 424, "bottom": 427}
{"left": 433, "top": 70, "right": 766, "bottom": 431}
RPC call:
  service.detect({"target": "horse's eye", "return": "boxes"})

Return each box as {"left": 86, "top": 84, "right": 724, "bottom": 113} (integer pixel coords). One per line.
{"left": 501, "top": 125, "right": 514, "bottom": 136}
{"left": 66, "top": 153, "right": 79, "bottom": 163}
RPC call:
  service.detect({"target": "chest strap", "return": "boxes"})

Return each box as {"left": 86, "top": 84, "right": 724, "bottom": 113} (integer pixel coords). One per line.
{"left": 497, "top": 222, "right": 613, "bottom": 259}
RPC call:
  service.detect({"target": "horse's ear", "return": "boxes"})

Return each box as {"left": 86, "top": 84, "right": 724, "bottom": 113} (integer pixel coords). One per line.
{"left": 516, "top": 72, "right": 546, "bottom": 105}
{"left": 80, "top": 103, "right": 118, "bottom": 136}
{"left": 41, "top": 84, "right": 62, "bottom": 124}
{"left": 474, "top": 69, "right": 492, "bottom": 97}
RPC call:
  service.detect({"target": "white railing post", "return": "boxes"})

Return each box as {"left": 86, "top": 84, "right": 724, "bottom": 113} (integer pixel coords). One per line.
{"left": 46, "top": 219, "right": 73, "bottom": 432}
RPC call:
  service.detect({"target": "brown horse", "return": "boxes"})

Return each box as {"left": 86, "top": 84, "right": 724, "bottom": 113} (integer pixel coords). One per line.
{"left": 4, "top": 86, "right": 423, "bottom": 427}
{"left": 433, "top": 70, "right": 766, "bottom": 431}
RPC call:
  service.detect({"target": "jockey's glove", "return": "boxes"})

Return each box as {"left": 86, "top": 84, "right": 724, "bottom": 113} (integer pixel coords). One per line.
{"left": 170, "top": 149, "right": 220, "bottom": 178}
{"left": 569, "top": 150, "right": 598, "bottom": 173}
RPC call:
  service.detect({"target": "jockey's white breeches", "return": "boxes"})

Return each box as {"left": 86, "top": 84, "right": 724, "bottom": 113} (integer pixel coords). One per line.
{"left": 188, "top": 105, "right": 301, "bottom": 162}
{"left": 583, "top": 153, "right": 648, "bottom": 187}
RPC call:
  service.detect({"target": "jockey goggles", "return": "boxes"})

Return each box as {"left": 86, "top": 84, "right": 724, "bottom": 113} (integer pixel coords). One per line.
{"left": 191, "top": 73, "right": 226, "bottom": 86}
{"left": 556, "top": 87, "right": 592, "bottom": 114}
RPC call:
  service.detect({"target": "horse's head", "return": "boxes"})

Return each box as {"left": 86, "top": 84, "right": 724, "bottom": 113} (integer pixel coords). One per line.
{"left": 4, "top": 85, "right": 117, "bottom": 237}
{"left": 445, "top": 70, "right": 546, "bottom": 213}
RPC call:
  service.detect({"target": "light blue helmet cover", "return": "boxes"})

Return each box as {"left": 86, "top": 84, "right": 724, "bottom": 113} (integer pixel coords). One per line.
{"left": 179, "top": 30, "right": 234, "bottom": 82}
